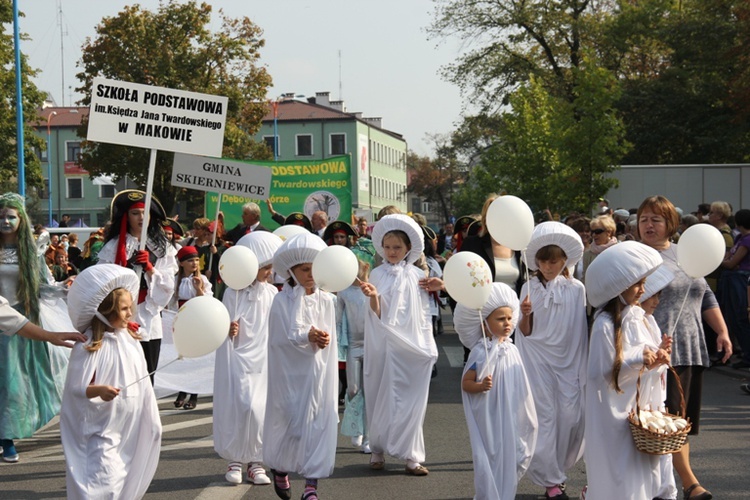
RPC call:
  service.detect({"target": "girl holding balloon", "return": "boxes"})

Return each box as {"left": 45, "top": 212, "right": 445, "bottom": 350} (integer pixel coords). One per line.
{"left": 637, "top": 195, "right": 731, "bottom": 500}
{"left": 263, "top": 232, "right": 338, "bottom": 500}
{"left": 516, "top": 222, "right": 587, "bottom": 500}
{"left": 61, "top": 264, "right": 161, "bottom": 500}
{"left": 453, "top": 282, "right": 538, "bottom": 500}
{"left": 359, "top": 214, "right": 439, "bottom": 476}
{"left": 170, "top": 245, "right": 212, "bottom": 410}
{"left": 214, "top": 231, "right": 281, "bottom": 486}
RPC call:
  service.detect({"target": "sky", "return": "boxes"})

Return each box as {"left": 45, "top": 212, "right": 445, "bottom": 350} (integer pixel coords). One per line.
{"left": 19, "top": 0, "right": 468, "bottom": 156}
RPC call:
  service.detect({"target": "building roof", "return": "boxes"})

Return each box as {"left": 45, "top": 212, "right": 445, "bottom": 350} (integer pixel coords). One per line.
{"left": 32, "top": 107, "right": 89, "bottom": 128}
{"left": 262, "top": 99, "right": 404, "bottom": 142}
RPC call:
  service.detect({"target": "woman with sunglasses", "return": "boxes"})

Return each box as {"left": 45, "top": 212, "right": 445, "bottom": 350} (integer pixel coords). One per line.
{"left": 581, "top": 215, "right": 618, "bottom": 280}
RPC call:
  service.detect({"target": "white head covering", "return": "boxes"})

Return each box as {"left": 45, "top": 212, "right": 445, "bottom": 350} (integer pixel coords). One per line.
{"left": 272, "top": 232, "right": 327, "bottom": 279}
{"left": 585, "top": 240, "right": 662, "bottom": 308}
{"left": 371, "top": 214, "right": 424, "bottom": 265}
{"left": 640, "top": 265, "right": 674, "bottom": 302}
{"left": 453, "top": 282, "right": 520, "bottom": 349}
{"left": 67, "top": 264, "right": 140, "bottom": 333}
{"left": 237, "top": 231, "right": 283, "bottom": 268}
{"left": 522, "top": 221, "right": 584, "bottom": 271}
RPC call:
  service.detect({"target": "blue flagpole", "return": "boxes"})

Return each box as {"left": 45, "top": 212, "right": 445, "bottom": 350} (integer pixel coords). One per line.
{"left": 13, "top": 0, "right": 25, "bottom": 198}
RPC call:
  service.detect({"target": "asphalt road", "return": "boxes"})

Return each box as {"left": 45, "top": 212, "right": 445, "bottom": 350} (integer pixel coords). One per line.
{"left": 3, "top": 313, "right": 749, "bottom": 499}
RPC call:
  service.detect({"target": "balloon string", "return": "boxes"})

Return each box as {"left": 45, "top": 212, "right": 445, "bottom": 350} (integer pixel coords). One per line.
{"left": 667, "top": 281, "right": 691, "bottom": 338}
{"left": 478, "top": 309, "right": 490, "bottom": 381}
{"left": 121, "top": 356, "right": 182, "bottom": 389}
{"left": 521, "top": 248, "right": 531, "bottom": 297}
{"left": 207, "top": 196, "right": 222, "bottom": 273}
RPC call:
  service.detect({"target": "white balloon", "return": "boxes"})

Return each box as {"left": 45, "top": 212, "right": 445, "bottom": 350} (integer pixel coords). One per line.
{"left": 676, "top": 224, "right": 725, "bottom": 278}
{"left": 313, "top": 245, "right": 359, "bottom": 292}
{"left": 273, "top": 225, "right": 309, "bottom": 241}
{"left": 443, "top": 252, "right": 493, "bottom": 310}
{"left": 173, "top": 296, "right": 230, "bottom": 358}
{"left": 219, "top": 245, "right": 258, "bottom": 290}
{"left": 486, "top": 195, "right": 535, "bottom": 250}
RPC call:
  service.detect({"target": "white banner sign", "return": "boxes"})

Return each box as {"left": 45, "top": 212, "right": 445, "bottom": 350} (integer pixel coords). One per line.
{"left": 171, "top": 153, "right": 272, "bottom": 199}
{"left": 87, "top": 77, "right": 228, "bottom": 157}
{"left": 358, "top": 134, "right": 369, "bottom": 191}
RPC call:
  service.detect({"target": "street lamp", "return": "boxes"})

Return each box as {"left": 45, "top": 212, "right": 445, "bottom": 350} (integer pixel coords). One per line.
{"left": 46, "top": 111, "right": 57, "bottom": 226}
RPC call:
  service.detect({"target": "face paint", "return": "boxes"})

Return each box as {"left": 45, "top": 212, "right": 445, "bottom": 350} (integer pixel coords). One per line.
{"left": 0, "top": 208, "right": 20, "bottom": 234}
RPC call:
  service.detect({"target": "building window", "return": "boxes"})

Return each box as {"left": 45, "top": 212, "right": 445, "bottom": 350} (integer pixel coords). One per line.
{"left": 263, "top": 135, "right": 279, "bottom": 157}
{"left": 67, "top": 178, "right": 83, "bottom": 199}
{"left": 66, "top": 141, "right": 81, "bottom": 162}
{"left": 39, "top": 146, "right": 48, "bottom": 162}
{"left": 99, "top": 184, "right": 116, "bottom": 198}
{"left": 330, "top": 133, "right": 346, "bottom": 155}
{"left": 41, "top": 178, "right": 50, "bottom": 199}
{"left": 296, "top": 135, "right": 313, "bottom": 156}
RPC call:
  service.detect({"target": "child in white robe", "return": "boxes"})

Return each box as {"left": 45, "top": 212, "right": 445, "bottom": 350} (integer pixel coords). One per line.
{"left": 61, "top": 264, "right": 162, "bottom": 500}
{"left": 171, "top": 245, "right": 212, "bottom": 410}
{"left": 454, "top": 282, "right": 538, "bottom": 500}
{"left": 263, "top": 233, "right": 338, "bottom": 500}
{"left": 517, "top": 221, "right": 587, "bottom": 500}
{"left": 337, "top": 260, "right": 371, "bottom": 453}
{"left": 639, "top": 266, "right": 678, "bottom": 500}
{"left": 214, "top": 232, "right": 281, "bottom": 485}
{"left": 359, "top": 214, "right": 440, "bottom": 476}
{"left": 584, "top": 241, "right": 673, "bottom": 500}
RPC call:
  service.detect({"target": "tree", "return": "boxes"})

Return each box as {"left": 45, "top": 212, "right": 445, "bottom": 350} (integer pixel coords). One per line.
{"left": 75, "top": 1, "right": 273, "bottom": 214}
{"left": 456, "top": 67, "right": 626, "bottom": 216}
{"left": 0, "top": 2, "right": 46, "bottom": 192}
{"left": 609, "top": 0, "right": 750, "bottom": 164}
{"left": 406, "top": 150, "right": 453, "bottom": 222}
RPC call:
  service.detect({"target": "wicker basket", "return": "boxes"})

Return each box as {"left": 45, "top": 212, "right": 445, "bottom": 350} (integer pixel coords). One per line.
{"left": 627, "top": 365, "right": 691, "bottom": 455}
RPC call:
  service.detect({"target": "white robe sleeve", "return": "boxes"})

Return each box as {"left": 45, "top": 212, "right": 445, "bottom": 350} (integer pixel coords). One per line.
{"left": 0, "top": 294, "right": 28, "bottom": 336}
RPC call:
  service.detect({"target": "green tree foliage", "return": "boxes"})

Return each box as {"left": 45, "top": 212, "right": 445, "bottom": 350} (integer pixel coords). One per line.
{"left": 0, "top": 2, "right": 46, "bottom": 192}
{"left": 75, "top": 1, "right": 272, "bottom": 214}
{"left": 457, "top": 67, "right": 626, "bottom": 215}
{"left": 610, "top": 0, "right": 750, "bottom": 164}
{"left": 406, "top": 139, "right": 461, "bottom": 221}
{"left": 430, "top": 1, "right": 627, "bottom": 215}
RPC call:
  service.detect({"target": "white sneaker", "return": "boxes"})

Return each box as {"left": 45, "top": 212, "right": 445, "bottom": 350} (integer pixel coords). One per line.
{"left": 362, "top": 441, "right": 371, "bottom": 454}
{"left": 225, "top": 462, "right": 242, "bottom": 485}
{"left": 247, "top": 463, "right": 271, "bottom": 485}
{"left": 351, "top": 435, "right": 363, "bottom": 447}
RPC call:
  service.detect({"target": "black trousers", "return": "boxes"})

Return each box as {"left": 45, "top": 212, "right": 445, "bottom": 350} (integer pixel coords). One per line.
{"left": 140, "top": 339, "right": 162, "bottom": 386}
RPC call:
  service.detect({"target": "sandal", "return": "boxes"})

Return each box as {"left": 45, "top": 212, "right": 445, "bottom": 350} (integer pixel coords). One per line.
{"left": 183, "top": 394, "right": 198, "bottom": 410}
{"left": 405, "top": 464, "right": 429, "bottom": 476}
{"left": 301, "top": 490, "right": 319, "bottom": 500}
{"left": 683, "top": 483, "right": 712, "bottom": 500}
{"left": 173, "top": 392, "right": 186, "bottom": 408}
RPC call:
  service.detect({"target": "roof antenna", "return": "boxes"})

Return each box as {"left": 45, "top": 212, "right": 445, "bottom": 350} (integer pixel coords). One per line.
{"left": 338, "top": 49, "right": 343, "bottom": 101}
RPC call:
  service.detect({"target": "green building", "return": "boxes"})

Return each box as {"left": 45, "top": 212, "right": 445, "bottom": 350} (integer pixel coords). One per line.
{"left": 256, "top": 92, "right": 408, "bottom": 221}
{"left": 32, "top": 106, "right": 115, "bottom": 227}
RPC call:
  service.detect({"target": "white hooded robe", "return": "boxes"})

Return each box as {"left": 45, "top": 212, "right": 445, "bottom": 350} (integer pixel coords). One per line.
{"left": 213, "top": 281, "right": 277, "bottom": 463}
{"left": 516, "top": 275, "right": 587, "bottom": 486}
{"left": 462, "top": 337, "right": 538, "bottom": 500}
{"left": 262, "top": 284, "right": 338, "bottom": 479}
{"left": 60, "top": 328, "right": 161, "bottom": 500}
{"left": 584, "top": 306, "right": 662, "bottom": 500}
{"left": 364, "top": 261, "right": 438, "bottom": 463}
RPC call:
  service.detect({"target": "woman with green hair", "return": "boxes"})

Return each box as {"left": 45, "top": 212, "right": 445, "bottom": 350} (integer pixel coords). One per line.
{"left": 0, "top": 192, "right": 71, "bottom": 463}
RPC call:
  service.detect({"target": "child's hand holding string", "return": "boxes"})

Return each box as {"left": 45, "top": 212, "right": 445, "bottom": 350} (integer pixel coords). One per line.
{"left": 308, "top": 327, "right": 330, "bottom": 349}
{"left": 659, "top": 334, "right": 672, "bottom": 355}
{"left": 229, "top": 321, "right": 239, "bottom": 338}
{"left": 419, "top": 277, "right": 445, "bottom": 292}
{"left": 643, "top": 347, "right": 658, "bottom": 368}
{"left": 359, "top": 280, "right": 377, "bottom": 297}
{"left": 521, "top": 296, "right": 532, "bottom": 316}
{"left": 479, "top": 375, "right": 493, "bottom": 392}
{"left": 88, "top": 385, "right": 120, "bottom": 401}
